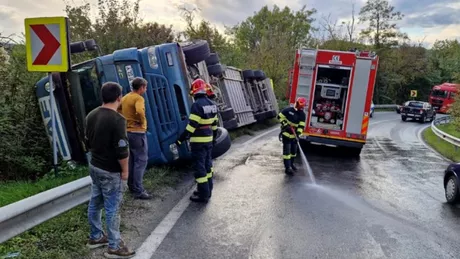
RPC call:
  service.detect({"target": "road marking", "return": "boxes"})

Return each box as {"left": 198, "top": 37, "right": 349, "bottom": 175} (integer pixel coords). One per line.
{"left": 132, "top": 188, "right": 194, "bottom": 259}
{"left": 369, "top": 118, "right": 399, "bottom": 126}
{"left": 132, "top": 126, "right": 279, "bottom": 259}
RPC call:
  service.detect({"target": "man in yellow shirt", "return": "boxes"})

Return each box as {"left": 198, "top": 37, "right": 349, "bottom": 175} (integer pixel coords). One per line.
{"left": 119, "top": 77, "right": 152, "bottom": 200}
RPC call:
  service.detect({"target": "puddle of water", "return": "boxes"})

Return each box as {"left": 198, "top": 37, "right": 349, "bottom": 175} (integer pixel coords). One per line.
{"left": 297, "top": 141, "right": 316, "bottom": 184}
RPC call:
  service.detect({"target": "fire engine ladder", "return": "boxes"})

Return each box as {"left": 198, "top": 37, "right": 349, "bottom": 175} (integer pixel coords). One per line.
{"left": 296, "top": 49, "right": 317, "bottom": 107}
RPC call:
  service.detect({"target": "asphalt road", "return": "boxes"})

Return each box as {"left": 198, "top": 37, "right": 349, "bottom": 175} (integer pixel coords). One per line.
{"left": 147, "top": 112, "right": 460, "bottom": 259}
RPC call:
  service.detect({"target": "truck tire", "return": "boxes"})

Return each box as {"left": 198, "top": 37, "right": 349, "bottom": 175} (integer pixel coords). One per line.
{"left": 182, "top": 40, "right": 211, "bottom": 65}
{"left": 349, "top": 147, "right": 362, "bottom": 157}
{"left": 243, "top": 70, "right": 255, "bottom": 80}
{"left": 207, "top": 64, "right": 224, "bottom": 77}
{"left": 223, "top": 118, "right": 238, "bottom": 130}
{"left": 212, "top": 127, "right": 232, "bottom": 159}
{"left": 254, "top": 70, "right": 266, "bottom": 80}
{"left": 220, "top": 108, "right": 235, "bottom": 121}
{"left": 205, "top": 53, "right": 220, "bottom": 66}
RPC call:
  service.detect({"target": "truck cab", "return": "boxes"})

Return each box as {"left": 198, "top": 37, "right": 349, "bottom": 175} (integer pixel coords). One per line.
{"left": 35, "top": 40, "right": 231, "bottom": 166}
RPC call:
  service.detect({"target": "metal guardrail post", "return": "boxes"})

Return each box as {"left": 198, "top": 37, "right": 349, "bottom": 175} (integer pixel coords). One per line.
{"left": 431, "top": 115, "right": 460, "bottom": 149}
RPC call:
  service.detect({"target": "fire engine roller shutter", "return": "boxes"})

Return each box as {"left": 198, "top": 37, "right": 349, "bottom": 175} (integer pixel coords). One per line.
{"left": 345, "top": 58, "right": 372, "bottom": 134}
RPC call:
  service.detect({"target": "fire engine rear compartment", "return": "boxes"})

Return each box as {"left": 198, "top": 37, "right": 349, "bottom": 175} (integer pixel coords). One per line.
{"left": 310, "top": 65, "right": 351, "bottom": 131}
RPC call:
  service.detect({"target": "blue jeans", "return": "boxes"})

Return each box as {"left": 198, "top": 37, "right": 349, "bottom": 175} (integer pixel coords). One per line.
{"left": 128, "top": 132, "right": 148, "bottom": 196}
{"left": 88, "top": 165, "right": 122, "bottom": 250}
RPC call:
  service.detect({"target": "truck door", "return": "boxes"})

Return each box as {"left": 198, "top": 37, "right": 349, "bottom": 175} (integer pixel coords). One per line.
{"left": 345, "top": 58, "right": 372, "bottom": 135}
{"left": 96, "top": 49, "right": 165, "bottom": 164}
{"left": 139, "top": 45, "right": 189, "bottom": 162}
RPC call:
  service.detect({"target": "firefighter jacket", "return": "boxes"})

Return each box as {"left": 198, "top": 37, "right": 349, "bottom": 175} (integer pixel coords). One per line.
{"left": 278, "top": 107, "right": 306, "bottom": 139}
{"left": 177, "top": 94, "right": 218, "bottom": 144}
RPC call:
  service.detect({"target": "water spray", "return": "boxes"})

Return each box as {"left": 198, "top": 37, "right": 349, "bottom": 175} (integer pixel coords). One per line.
{"left": 295, "top": 136, "right": 316, "bottom": 184}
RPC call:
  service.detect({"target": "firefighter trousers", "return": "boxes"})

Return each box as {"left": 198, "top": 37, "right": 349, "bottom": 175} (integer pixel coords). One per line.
{"left": 282, "top": 136, "right": 298, "bottom": 169}
{"left": 191, "top": 143, "right": 213, "bottom": 199}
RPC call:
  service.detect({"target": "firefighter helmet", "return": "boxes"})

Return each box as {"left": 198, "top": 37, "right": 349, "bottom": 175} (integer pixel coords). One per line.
{"left": 295, "top": 97, "right": 307, "bottom": 110}
{"left": 190, "top": 78, "right": 207, "bottom": 96}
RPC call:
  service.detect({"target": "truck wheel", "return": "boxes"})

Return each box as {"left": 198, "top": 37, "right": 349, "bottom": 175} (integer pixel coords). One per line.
{"left": 205, "top": 53, "right": 220, "bottom": 66}
{"left": 347, "top": 147, "right": 362, "bottom": 157}
{"left": 254, "top": 70, "right": 266, "bottom": 81}
{"left": 401, "top": 116, "right": 407, "bottom": 122}
{"left": 212, "top": 127, "right": 232, "bottom": 159}
{"left": 220, "top": 108, "right": 235, "bottom": 121}
{"left": 243, "top": 70, "right": 255, "bottom": 80}
{"left": 182, "top": 40, "right": 211, "bottom": 65}
{"left": 223, "top": 118, "right": 238, "bottom": 130}
{"left": 207, "top": 64, "right": 224, "bottom": 77}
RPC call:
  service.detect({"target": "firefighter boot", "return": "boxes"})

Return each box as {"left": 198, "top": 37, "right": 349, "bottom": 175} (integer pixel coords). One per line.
{"left": 291, "top": 163, "right": 298, "bottom": 172}
{"left": 285, "top": 168, "right": 294, "bottom": 176}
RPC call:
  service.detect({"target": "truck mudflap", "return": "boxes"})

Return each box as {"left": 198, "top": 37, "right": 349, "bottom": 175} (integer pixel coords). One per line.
{"left": 300, "top": 134, "right": 364, "bottom": 149}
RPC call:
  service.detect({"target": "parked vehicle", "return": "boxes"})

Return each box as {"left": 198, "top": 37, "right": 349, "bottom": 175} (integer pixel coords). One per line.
{"left": 287, "top": 48, "right": 379, "bottom": 156}
{"left": 429, "top": 83, "right": 459, "bottom": 114}
{"left": 444, "top": 163, "right": 460, "bottom": 204}
{"left": 400, "top": 101, "right": 436, "bottom": 123}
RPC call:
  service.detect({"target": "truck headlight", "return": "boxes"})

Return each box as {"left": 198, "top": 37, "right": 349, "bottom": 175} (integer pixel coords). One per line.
{"left": 169, "top": 143, "right": 179, "bottom": 160}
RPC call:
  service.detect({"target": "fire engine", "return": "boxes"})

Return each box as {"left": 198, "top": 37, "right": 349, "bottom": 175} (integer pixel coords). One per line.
{"left": 288, "top": 48, "right": 379, "bottom": 156}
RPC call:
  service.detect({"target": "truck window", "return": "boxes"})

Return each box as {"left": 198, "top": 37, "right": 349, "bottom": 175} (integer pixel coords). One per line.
{"left": 450, "top": 92, "right": 456, "bottom": 99}
{"left": 431, "top": 90, "right": 448, "bottom": 98}
{"left": 74, "top": 62, "right": 102, "bottom": 115}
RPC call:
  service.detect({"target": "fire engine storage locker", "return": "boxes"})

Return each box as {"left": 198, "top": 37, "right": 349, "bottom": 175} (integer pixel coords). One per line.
{"left": 243, "top": 70, "right": 278, "bottom": 121}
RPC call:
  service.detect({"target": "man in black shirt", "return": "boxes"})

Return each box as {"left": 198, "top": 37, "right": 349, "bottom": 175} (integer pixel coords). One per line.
{"left": 85, "top": 82, "right": 135, "bottom": 258}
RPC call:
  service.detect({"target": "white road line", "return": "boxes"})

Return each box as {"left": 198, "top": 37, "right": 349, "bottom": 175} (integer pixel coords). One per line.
{"left": 132, "top": 188, "right": 194, "bottom": 259}
{"left": 132, "top": 126, "right": 280, "bottom": 259}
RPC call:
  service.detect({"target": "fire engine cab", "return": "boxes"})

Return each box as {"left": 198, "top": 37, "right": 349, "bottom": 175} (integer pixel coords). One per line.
{"left": 288, "top": 48, "right": 379, "bottom": 156}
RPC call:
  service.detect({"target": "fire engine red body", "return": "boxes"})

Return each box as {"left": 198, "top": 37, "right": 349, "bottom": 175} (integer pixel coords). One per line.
{"left": 288, "top": 48, "right": 379, "bottom": 154}
{"left": 429, "top": 83, "right": 460, "bottom": 113}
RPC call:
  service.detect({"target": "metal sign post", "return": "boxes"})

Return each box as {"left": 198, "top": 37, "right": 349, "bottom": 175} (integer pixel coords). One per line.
{"left": 25, "top": 16, "right": 70, "bottom": 176}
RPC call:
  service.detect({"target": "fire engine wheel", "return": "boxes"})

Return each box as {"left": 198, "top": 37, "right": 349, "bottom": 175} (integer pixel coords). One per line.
{"left": 205, "top": 53, "right": 220, "bottom": 66}
{"left": 254, "top": 70, "right": 266, "bottom": 81}
{"left": 347, "top": 147, "right": 362, "bottom": 157}
{"left": 182, "top": 40, "right": 211, "bottom": 65}
{"left": 243, "top": 70, "right": 255, "bottom": 80}
{"left": 220, "top": 108, "right": 235, "bottom": 121}
{"left": 212, "top": 127, "right": 232, "bottom": 159}
{"left": 207, "top": 64, "right": 224, "bottom": 77}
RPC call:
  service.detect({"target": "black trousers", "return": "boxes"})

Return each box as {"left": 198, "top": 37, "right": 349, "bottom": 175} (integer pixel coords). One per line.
{"left": 282, "top": 136, "right": 297, "bottom": 169}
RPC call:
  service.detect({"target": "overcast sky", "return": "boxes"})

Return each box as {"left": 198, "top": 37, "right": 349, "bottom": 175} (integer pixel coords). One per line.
{"left": 1, "top": 0, "right": 460, "bottom": 47}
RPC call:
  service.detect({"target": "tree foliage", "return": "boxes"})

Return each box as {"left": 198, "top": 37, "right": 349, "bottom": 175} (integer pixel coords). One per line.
{"left": 359, "top": 0, "right": 408, "bottom": 48}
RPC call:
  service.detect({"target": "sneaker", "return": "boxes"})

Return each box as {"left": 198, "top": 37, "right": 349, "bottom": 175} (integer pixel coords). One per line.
{"left": 134, "top": 192, "right": 153, "bottom": 200}
{"left": 86, "top": 233, "right": 109, "bottom": 249}
{"left": 190, "top": 194, "right": 209, "bottom": 203}
{"left": 104, "top": 241, "right": 135, "bottom": 259}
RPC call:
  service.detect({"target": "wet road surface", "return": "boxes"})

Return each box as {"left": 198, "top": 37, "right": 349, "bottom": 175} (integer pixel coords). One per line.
{"left": 148, "top": 112, "right": 460, "bottom": 259}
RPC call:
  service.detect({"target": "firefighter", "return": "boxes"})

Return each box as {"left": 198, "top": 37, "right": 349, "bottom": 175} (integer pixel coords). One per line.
{"left": 277, "top": 97, "right": 307, "bottom": 175}
{"left": 176, "top": 78, "right": 218, "bottom": 203}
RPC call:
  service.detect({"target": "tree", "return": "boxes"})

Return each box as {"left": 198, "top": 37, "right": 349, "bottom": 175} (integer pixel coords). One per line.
{"left": 342, "top": 2, "right": 357, "bottom": 42}
{"left": 358, "top": 0, "right": 408, "bottom": 49}
{"left": 229, "top": 5, "right": 316, "bottom": 98}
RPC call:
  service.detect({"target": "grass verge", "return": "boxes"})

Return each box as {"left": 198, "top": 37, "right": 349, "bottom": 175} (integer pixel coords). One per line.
{"left": 422, "top": 127, "right": 460, "bottom": 162}
{"left": 0, "top": 165, "right": 88, "bottom": 207}
{"left": 0, "top": 166, "right": 185, "bottom": 259}
{"left": 229, "top": 118, "right": 279, "bottom": 140}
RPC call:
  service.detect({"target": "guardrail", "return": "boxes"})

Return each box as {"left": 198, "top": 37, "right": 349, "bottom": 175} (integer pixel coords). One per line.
{"left": 431, "top": 115, "right": 460, "bottom": 148}
{"left": 0, "top": 176, "right": 92, "bottom": 243}
{"left": 374, "top": 104, "right": 397, "bottom": 109}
